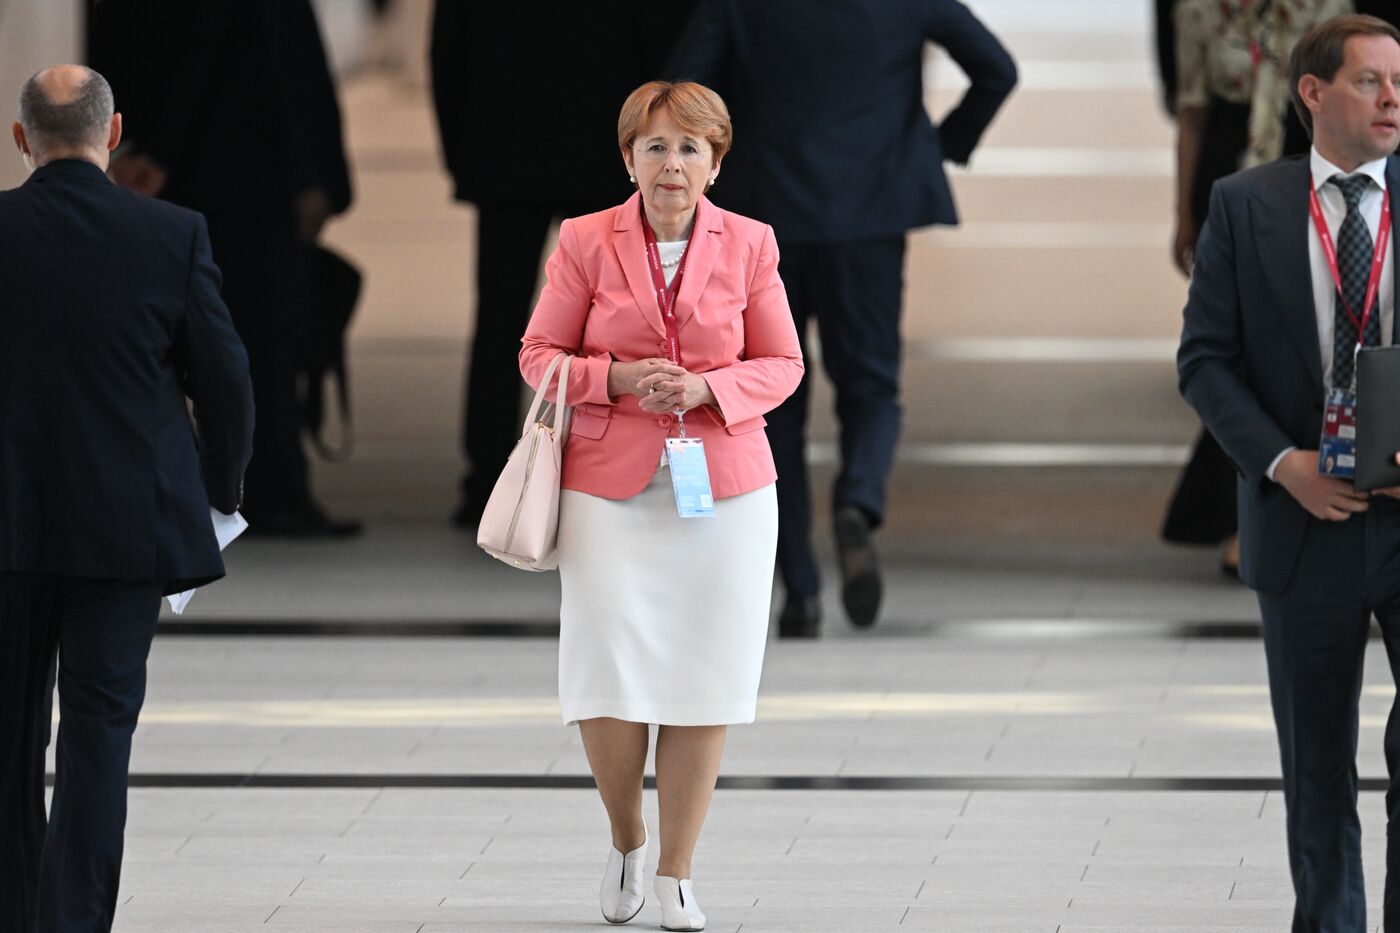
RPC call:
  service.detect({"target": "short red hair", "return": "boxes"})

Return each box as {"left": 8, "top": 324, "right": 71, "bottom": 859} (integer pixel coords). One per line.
{"left": 617, "top": 81, "right": 732, "bottom": 164}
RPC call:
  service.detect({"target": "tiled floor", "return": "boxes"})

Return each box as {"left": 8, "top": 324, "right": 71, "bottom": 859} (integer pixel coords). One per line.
{"left": 101, "top": 634, "right": 1397, "bottom": 931}
{"left": 113, "top": 785, "right": 1319, "bottom": 932}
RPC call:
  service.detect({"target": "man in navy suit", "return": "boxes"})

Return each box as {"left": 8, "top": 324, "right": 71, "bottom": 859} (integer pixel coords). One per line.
{"left": 1178, "top": 16, "right": 1400, "bottom": 929}
{"left": 0, "top": 66, "right": 253, "bottom": 932}
{"left": 668, "top": 0, "right": 1016, "bottom": 637}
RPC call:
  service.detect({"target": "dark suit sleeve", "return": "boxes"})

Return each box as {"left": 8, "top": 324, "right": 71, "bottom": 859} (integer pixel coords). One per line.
{"left": 664, "top": 0, "right": 731, "bottom": 86}
{"left": 1177, "top": 183, "right": 1293, "bottom": 484}
{"left": 180, "top": 216, "right": 255, "bottom": 513}
{"left": 430, "top": 0, "right": 472, "bottom": 193}
{"left": 924, "top": 0, "right": 1018, "bottom": 165}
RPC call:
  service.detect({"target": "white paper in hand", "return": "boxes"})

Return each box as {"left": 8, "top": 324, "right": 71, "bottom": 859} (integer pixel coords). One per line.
{"left": 166, "top": 509, "right": 249, "bottom": 615}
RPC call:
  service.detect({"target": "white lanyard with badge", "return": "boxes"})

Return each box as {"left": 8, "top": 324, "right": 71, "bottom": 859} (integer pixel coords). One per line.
{"left": 641, "top": 203, "right": 716, "bottom": 518}
{"left": 1313, "top": 178, "right": 1391, "bottom": 478}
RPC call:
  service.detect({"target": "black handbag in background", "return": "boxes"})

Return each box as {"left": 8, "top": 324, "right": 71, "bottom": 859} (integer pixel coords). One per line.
{"left": 299, "top": 244, "right": 362, "bottom": 462}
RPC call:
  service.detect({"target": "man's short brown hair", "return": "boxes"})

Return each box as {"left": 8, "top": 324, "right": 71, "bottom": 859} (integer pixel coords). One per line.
{"left": 1289, "top": 14, "right": 1400, "bottom": 138}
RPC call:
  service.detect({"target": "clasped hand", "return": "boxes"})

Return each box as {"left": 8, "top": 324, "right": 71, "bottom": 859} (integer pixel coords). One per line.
{"left": 607, "top": 358, "right": 716, "bottom": 414}
{"left": 1277, "top": 449, "right": 1400, "bottom": 521}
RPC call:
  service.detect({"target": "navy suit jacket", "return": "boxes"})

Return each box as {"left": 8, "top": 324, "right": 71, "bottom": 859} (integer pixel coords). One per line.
{"left": 0, "top": 160, "right": 254, "bottom": 594}
{"left": 666, "top": 0, "right": 1017, "bottom": 244}
{"left": 1178, "top": 154, "right": 1400, "bottom": 595}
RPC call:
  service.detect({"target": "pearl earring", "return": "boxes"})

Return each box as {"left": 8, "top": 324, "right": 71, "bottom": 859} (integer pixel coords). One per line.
{"left": 629, "top": 175, "right": 635, "bottom": 184}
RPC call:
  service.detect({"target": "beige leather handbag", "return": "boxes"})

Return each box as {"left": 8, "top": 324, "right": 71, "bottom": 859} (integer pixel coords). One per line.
{"left": 477, "top": 353, "right": 572, "bottom": 571}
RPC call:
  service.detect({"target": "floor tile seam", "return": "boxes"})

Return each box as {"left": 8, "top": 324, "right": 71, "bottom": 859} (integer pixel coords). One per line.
{"left": 85, "top": 773, "right": 1395, "bottom": 792}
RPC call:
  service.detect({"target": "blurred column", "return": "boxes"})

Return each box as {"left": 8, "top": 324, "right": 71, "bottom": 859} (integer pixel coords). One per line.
{"left": 0, "top": 0, "right": 83, "bottom": 191}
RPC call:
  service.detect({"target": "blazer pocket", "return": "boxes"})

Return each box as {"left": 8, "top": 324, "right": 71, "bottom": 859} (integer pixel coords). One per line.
{"left": 724, "top": 415, "right": 767, "bottom": 436}
{"left": 569, "top": 404, "right": 612, "bottom": 440}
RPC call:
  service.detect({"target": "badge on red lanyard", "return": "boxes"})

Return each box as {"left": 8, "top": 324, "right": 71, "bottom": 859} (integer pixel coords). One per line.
{"left": 1320, "top": 386, "right": 1358, "bottom": 478}
{"left": 640, "top": 202, "right": 715, "bottom": 517}
{"left": 1310, "top": 176, "right": 1392, "bottom": 478}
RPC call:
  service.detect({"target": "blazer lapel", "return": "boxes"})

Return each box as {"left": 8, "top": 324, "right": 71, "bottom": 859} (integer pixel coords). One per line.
{"left": 611, "top": 193, "right": 666, "bottom": 340}
{"left": 673, "top": 197, "right": 725, "bottom": 332}
{"left": 1252, "top": 160, "right": 1324, "bottom": 396}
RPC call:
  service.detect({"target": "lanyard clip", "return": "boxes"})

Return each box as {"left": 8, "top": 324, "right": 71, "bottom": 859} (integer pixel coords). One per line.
{"left": 676, "top": 410, "right": 687, "bottom": 438}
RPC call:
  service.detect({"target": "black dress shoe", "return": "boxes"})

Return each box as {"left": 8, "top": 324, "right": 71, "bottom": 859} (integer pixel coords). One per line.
{"left": 833, "top": 506, "right": 882, "bottom": 628}
{"left": 778, "top": 595, "right": 822, "bottom": 639}
{"left": 243, "top": 502, "right": 364, "bottom": 539}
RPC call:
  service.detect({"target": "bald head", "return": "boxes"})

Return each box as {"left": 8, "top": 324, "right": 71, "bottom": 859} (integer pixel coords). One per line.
{"left": 16, "top": 65, "right": 116, "bottom": 160}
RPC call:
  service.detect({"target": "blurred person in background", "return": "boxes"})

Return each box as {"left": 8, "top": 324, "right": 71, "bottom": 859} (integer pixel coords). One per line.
{"left": 1164, "top": 0, "right": 1275, "bottom": 573}
{"left": 667, "top": 0, "right": 1016, "bottom": 637}
{"left": 1246, "top": 0, "right": 1354, "bottom": 168}
{"left": 432, "top": 4, "right": 693, "bottom": 530}
{"left": 90, "top": 0, "right": 359, "bottom": 537}
{"left": 1163, "top": 0, "right": 1349, "bottom": 574}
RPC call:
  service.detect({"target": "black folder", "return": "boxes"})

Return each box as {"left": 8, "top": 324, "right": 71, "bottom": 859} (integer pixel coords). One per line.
{"left": 1355, "top": 345, "right": 1400, "bottom": 489}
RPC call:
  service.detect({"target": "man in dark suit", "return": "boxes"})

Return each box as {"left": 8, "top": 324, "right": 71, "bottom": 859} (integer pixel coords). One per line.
{"left": 667, "top": 0, "right": 1017, "bottom": 636}
{"left": 1178, "top": 16, "right": 1400, "bottom": 929}
{"left": 0, "top": 66, "right": 253, "bottom": 932}
{"left": 89, "top": 0, "right": 357, "bottom": 537}
{"left": 431, "top": 3, "right": 694, "bottom": 528}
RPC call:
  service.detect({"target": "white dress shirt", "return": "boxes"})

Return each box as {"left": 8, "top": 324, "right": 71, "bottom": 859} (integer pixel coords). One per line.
{"left": 1266, "top": 147, "right": 1394, "bottom": 482}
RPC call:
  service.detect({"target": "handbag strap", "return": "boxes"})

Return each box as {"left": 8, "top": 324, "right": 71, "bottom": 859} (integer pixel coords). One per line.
{"left": 521, "top": 353, "right": 572, "bottom": 441}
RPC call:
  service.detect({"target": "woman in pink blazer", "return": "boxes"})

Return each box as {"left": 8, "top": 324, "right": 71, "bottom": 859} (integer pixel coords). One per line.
{"left": 519, "top": 81, "right": 802, "bottom": 930}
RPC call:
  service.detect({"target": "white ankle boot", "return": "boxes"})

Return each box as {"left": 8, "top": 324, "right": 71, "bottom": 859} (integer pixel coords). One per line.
{"left": 654, "top": 875, "right": 705, "bottom": 931}
{"left": 599, "top": 828, "right": 648, "bottom": 924}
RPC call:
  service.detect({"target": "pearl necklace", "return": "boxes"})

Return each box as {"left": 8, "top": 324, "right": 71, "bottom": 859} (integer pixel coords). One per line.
{"left": 658, "top": 241, "right": 688, "bottom": 269}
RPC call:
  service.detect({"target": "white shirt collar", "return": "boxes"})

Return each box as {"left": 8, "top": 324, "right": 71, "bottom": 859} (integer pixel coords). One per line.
{"left": 1311, "top": 146, "right": 1388, "bottom": 193}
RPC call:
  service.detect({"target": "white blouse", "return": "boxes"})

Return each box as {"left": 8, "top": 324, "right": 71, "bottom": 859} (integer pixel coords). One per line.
{"left": 657, "top": 239, "right": 688, "bottom": 287}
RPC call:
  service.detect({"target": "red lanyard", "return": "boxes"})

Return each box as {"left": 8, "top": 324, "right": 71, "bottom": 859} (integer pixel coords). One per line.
{"left": 639, "top": 202, "right": 696, "bottom": 366}
{"left": 1308, "top": 176, "right": 1391, "bottom": 343}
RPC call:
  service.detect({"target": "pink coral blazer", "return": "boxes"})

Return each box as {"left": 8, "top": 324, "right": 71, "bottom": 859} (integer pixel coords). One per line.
{"left": 519, "top": 193, "right": 804, "bottom": 501}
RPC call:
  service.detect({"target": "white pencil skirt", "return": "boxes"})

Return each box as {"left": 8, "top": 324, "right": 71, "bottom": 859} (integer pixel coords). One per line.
{"left": 556, "top": 462, "right": 777, "bottom": 726}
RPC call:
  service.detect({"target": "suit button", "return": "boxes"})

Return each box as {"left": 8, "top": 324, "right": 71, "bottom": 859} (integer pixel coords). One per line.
{"left": 658, "top": 416, "right": 672, "bottom": 427}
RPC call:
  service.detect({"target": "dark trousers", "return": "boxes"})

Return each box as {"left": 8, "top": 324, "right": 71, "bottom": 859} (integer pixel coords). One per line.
{"left": 1162, "top": 428, "right": 1238, "bottom": 544}
{"left": 766, "top": 236, "right": 907, "bottom": 598}
{"left": 1256, "top": 500, "right": 1400, "bottom": 932}
{"left": 460, "top": 202, "right": 589, "bottom": 511}
{"left": 0, "top": 575, "right": 162, "bottom": 933}
{"left": 205, "top": 213, "right": 310, "bottom": 517}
